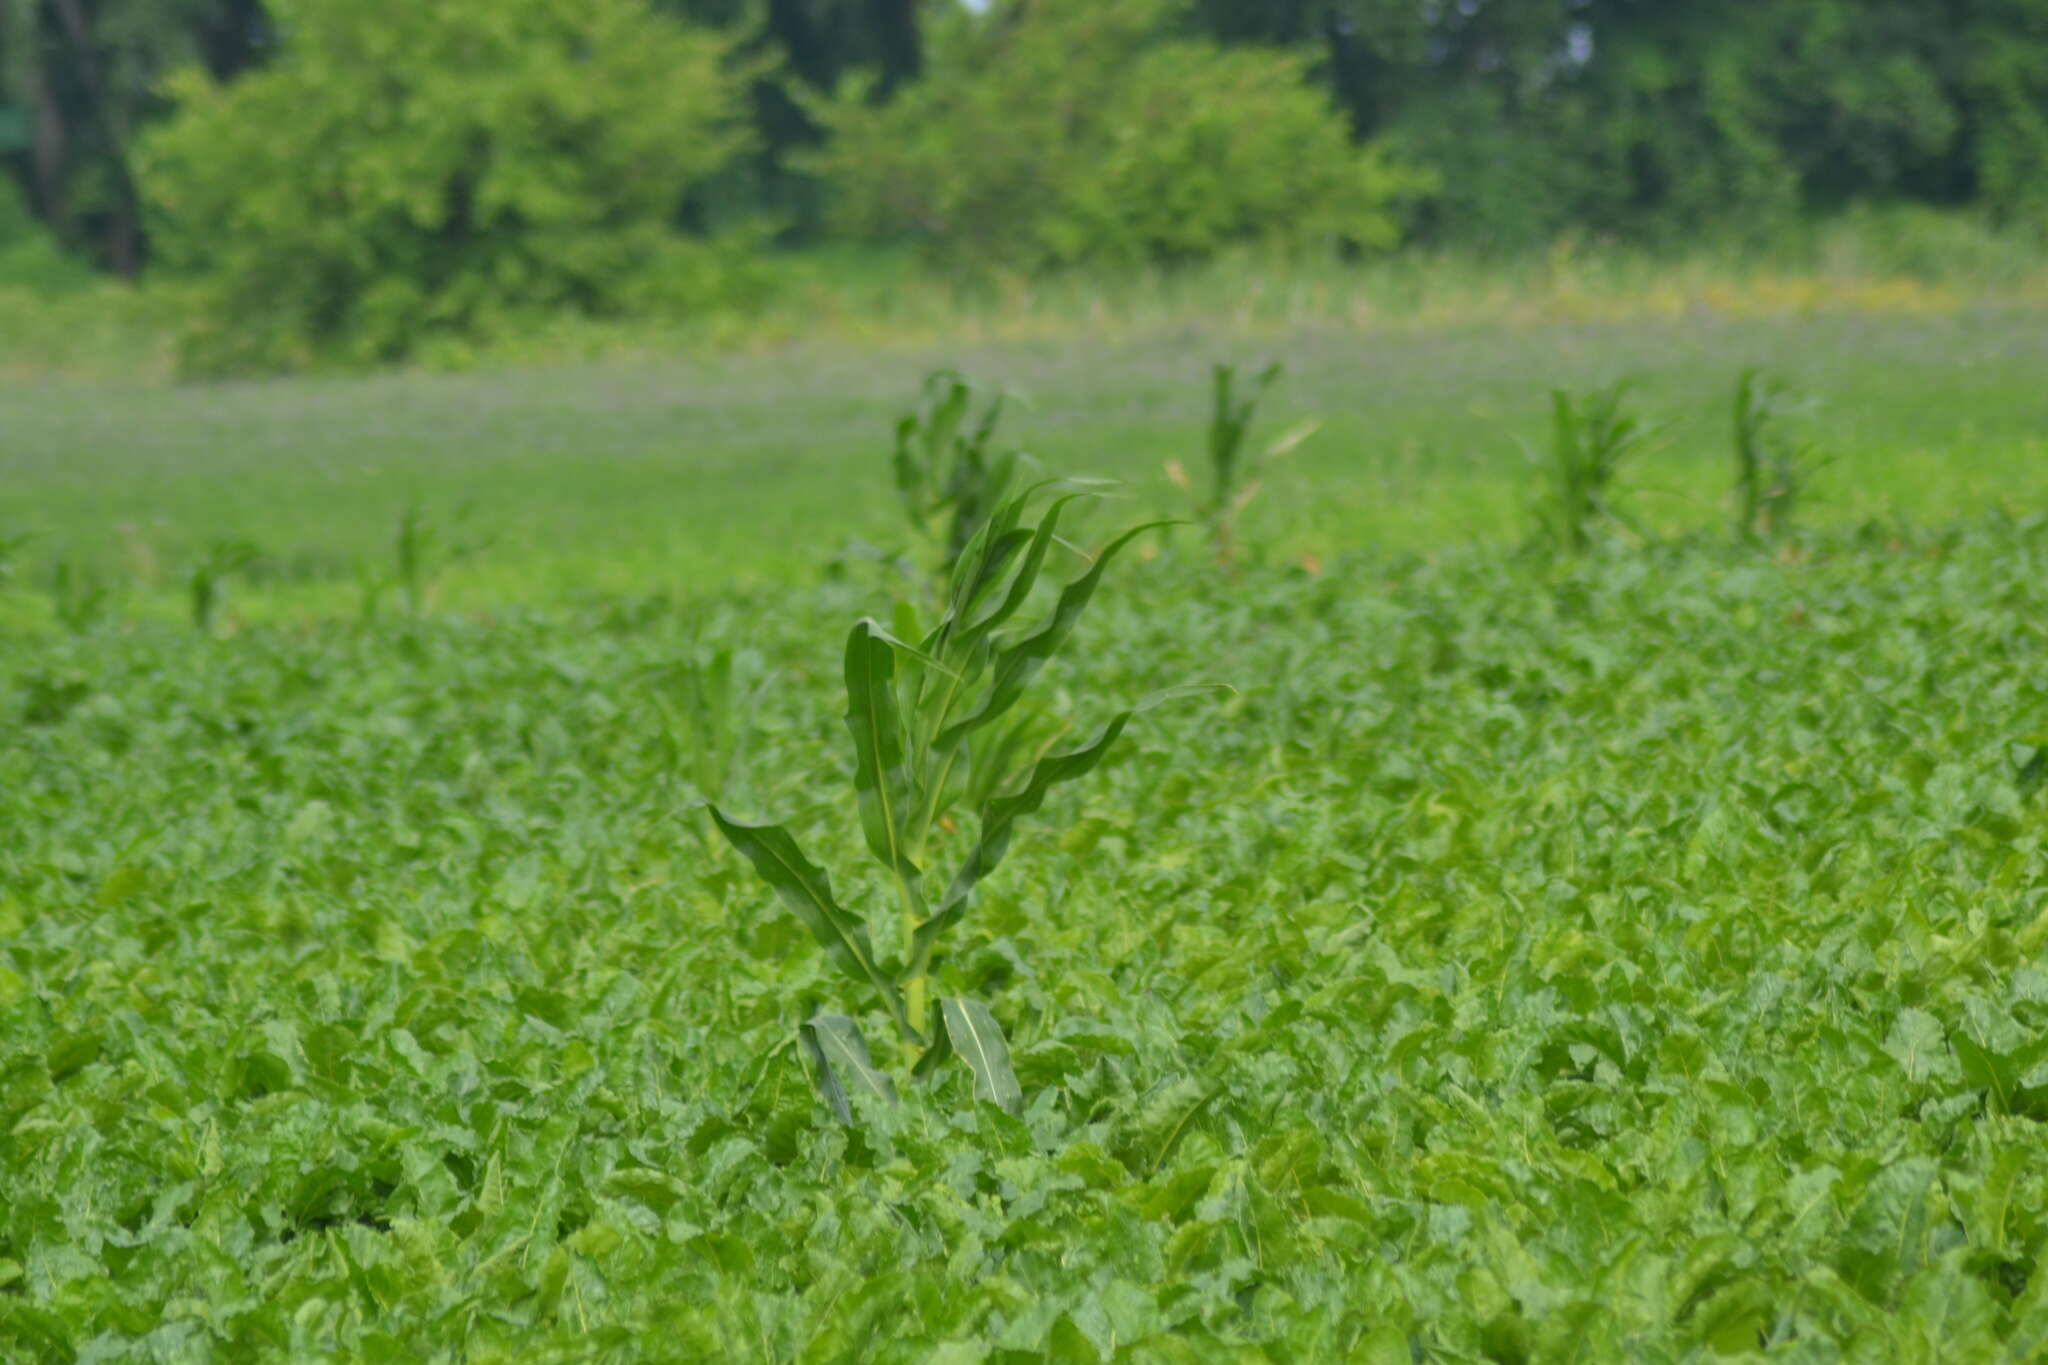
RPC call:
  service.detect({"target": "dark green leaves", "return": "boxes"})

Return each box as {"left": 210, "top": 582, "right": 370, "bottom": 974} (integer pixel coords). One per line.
{"left": 843, "top": 619, "right": 921, "bottom": 900}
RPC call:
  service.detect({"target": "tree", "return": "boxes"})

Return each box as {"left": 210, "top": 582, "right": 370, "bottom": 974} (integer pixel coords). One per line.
{"left": 138, "top": 0, "right": 747, "bottom": 372}
{"left": 814, "top": 0, "right": 1420, "bottom": 268}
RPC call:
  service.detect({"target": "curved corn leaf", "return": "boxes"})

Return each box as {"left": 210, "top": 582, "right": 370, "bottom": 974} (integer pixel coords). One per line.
{"left": 843, "top": 620, "right": 923, "bottom": 907}
{"left": 801, "top": 1015, "right": 897, "bottom": 1122}
{"left": 940, "top": 997, "right": 1023, "bottom": 1115}
{"left": 707, "top": 807, "right": 919, "bottom": 1042}
{"left": 960, "top": 492, "right": 1087, "bottom": 645}
{"left": 935, "top": 521, "right": 1170, "bottom": 752}
{"left": 912, "top": 711, "right": 1133, "bottom": 976}
{"left": 911, "top": 685, "right": 1220, "bottom": 979}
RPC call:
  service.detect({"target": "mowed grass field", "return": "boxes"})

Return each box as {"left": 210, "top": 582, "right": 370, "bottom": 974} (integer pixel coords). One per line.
{"left": 4, "top": 304, "right": 2048, "bottom": 1361}
{"left": 3, "top": 306, "right": 2046, "bottom": 611}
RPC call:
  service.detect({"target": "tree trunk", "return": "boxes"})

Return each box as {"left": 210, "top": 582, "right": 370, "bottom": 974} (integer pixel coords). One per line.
{"left": 866, "top": 0, "right": 921, "bottom": 100}
{"left": 49, "top": 0, "right": 144, "bottom": 276}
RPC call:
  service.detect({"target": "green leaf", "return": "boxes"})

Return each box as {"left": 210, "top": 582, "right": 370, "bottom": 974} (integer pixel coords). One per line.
{"left": 935, "top": 521, "right": 1171, "bottom": 752}
{"left": 843, "top": 619, "right": 923, "bottom": 902}
{"left": 912, "top": 686, "right": 1216, "bottom": 979}
{"left": 800, "top": 1014, "right": 898, "bottom": 1122}
{"left": 707, "top": 807, "right": 918, "bottom": 1042}
{"left": 940, "top": 997, "right": 1023, "bottom": 1115}
{"left": 1952, "top": 1033, "right": 2017, "bottom": 1114}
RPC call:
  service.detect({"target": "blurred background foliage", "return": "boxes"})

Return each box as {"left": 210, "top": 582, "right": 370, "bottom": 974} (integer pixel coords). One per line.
{"left": 2, "top": 0, "right": 2046, "bottom": 370}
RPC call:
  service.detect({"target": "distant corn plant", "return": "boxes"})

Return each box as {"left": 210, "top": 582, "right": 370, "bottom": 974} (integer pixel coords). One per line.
{"left": 188, "top": 538, "right": 261, "bottom": 633}
{"left": 358, "top": 504, "right": 489, "bottom": 618}
{"left": 1166, "top": 362, "right": 1316, "bottom": 569}
{"left": 710, "top": 482, "right": 1196, "bottom": 1119}
{"left": 1733, "top": 368, "right": 1826, "bottom": 543}
{"left": 893, "top": 370, "right": 1021, "bottom": 581}
{"left": 1530, "top": 382, "right": 1649, "bottom": 554}
{"left": 649, "top": 646, "right": 744, "bottom": 801}
{"left": 49, "top": 556, "right": 109, "bottom": 631}
{"left": 0, "top": 530, "right": 29, "bottom": 584}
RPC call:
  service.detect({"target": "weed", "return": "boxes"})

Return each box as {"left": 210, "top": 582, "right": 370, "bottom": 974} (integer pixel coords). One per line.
{"left": 358, "top": 504, "right": 490, "bottom": 618}
{"left": 710, "top": 483, "right": 1188, "bottom": 1115}
{"left": 1167, "top": 361, "right": 1317, "bottom": 568}
{"left": 48, "top": 555, "right": 109, "bottom": 630}
{"left": 188, "top": 538, "right": 261, "bottom": 633}
{"left": 1530, "top": 381, "right": 1650, "bottom": 553}
{"left": 1733, "top": 367, "right": 1827, "bottom": 541}
{"left": 892, "top": 370, "right": 1021, "bottom": 581}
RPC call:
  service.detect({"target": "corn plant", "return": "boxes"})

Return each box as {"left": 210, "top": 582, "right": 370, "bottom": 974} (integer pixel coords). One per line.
{"left": 49, "top": 556, "right": 109, "bottom": 631}
{"left": 647, "top": 646, "right": 743, "bottom": 800}
{"left": 893, "top": 370, "right": 1021, "bottom": 581}
{"left": 1531, "top": 382, "right": 1649, "bottom": 554}
{"left": 1733, "top": 368, "right": 1825, "bottom": 543}
{"left": 357, "top": 504, "right": 489, "bottom": 617}
{"left": 709, "top": 483, "right": 1190, "bottom": 1118}
{"left": 1167, "top": 362, "right": 1316, "bottom": 568}
{"left": 0, "top": 530, "right": 30, "bottom": 585}
{"left": 188, "top": 538, "right": 260, "bottom": 633}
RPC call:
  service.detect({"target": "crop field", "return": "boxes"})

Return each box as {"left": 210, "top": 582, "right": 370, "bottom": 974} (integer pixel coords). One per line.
{"left": 4, "top": 307, "right": 2048, "bottom": 1361}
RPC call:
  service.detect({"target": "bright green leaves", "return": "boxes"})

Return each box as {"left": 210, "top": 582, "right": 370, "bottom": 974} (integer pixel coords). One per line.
{"left": 913, "top": 707, "right": 1139, "bottom": 979}
{"left": 939, "top": 998, "right": 1023, "bottom": 1116}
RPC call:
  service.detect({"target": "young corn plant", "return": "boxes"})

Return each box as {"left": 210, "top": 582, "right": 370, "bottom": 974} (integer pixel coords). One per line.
{"left": 1166, "top": 362, "right": 1317, "bottom": 569}
{"left": 710, "top": 483, "right": 1190, "bottom": 1119}
{"left": 188, "top": 538, "right": 261, "bottom": 633}
{"left": 893, "top": 370, "right": 1021, "bottom": 581}
{"left": 358, "top": 504, "right": 489, "bottom": 618}
{"left": 648, "top": 646, "right": 745, "bottom": 801}
{"left": 1531, "top": 382, "right": 1649, "bottom": 554}
{"left": 0, "top": 530, "right": 30, "bottom": 585}
{"left": 1733, "top": 368, "right": 1825, "bottom": 543}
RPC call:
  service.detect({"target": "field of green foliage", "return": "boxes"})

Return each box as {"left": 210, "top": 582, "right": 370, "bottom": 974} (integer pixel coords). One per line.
{"left": 4, "top": 308, "right": 2048, "bottom": 1361}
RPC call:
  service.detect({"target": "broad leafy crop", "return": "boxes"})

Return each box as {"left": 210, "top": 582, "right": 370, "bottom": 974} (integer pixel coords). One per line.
{"left": 3, "top": 332, "right": 2047, "bottom": 1359}
{"left": 4, "top": 510, "right": 2046, "bottom": 1359}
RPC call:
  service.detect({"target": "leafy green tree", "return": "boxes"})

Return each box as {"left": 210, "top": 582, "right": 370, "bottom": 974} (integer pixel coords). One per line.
{"left": 813, "top": 0, "right": 1418, "bottom": 269}
{"left": 0, "top": 0, "right": 267, "bottom": 275}
{"left": 137, "top": 0, "right": 747, "bottom": 372}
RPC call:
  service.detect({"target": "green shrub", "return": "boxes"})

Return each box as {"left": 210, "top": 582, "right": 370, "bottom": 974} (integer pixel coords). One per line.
{"left": 0, "top": 180, "right": 97, "bottom": 296}
{"left": 812, "top": 0, "right": 1420, "bottom": 269}
{"left": 137, "top": 0, "right": 748, "bottom": 374}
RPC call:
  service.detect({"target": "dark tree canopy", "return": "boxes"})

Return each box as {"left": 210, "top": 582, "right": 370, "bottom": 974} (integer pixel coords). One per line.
{"left": 6, "top": 0, "right": 2046, "bottom": 279}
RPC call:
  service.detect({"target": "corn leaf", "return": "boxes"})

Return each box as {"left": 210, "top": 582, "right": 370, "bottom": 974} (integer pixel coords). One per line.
{"left": 707, "top": 807, "right": 918, "bottom": 1042}
{"left": 843, "top": 620, "right": 923, "bottom": 905}
{"left": 935, "top": 521, "right": 1169, "bottom": 752}
{"left": 940, "top": 997, "right": 1023, "bottom": 1115}
{"left": 801, "top": 1014, "right": 897, "bottom": 1123}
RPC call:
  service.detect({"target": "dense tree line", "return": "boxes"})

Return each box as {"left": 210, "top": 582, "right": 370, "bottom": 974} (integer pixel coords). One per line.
{"left": 3, "top": 0, "right": 2043, "bottom": 366}
{"left": 6, "top": 0, "right": 2047, "bottom": 271}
